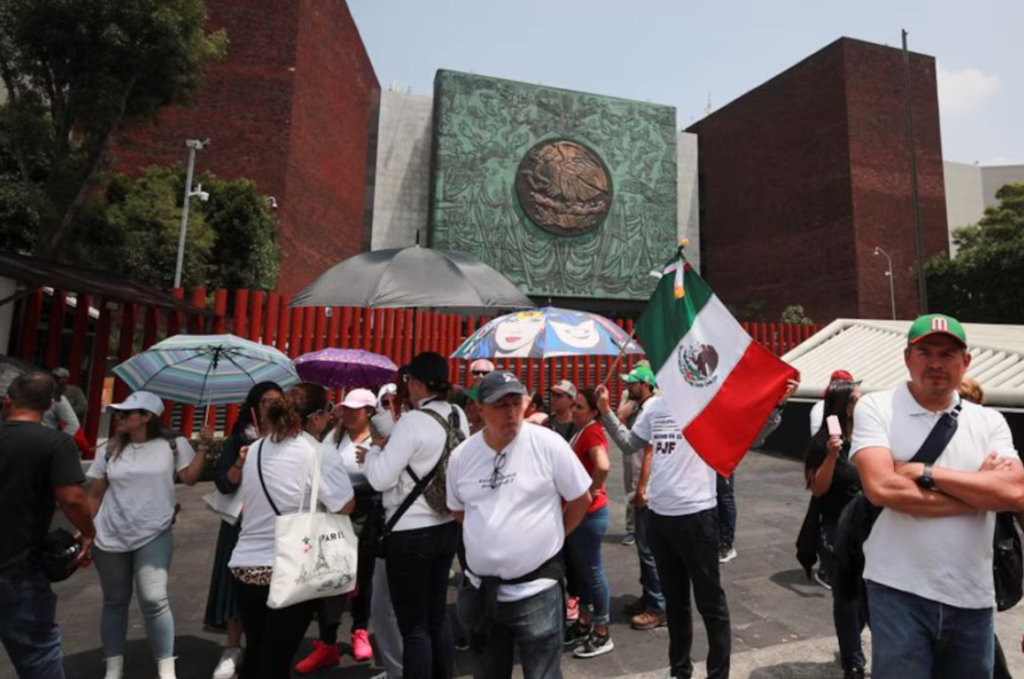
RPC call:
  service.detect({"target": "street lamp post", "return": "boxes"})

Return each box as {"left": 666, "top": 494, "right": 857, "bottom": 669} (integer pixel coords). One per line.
{"left": 874, "top": 247, "right": 896, "bottom": 320}
{"left": 173, "top": 138, "right": 210, "bottom": 288}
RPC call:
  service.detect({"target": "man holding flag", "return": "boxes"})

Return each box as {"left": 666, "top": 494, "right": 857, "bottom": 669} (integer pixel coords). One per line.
{"left": 615, "top": 246, "right": 798, "bottom": 679}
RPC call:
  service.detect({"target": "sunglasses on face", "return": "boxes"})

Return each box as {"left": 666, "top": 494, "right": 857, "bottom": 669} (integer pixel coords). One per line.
{"left": 380, "top": 398, "right": 394, "bottom": 408}
{"left": 114, "top": 409, "right": 146, "bottom": 418}
{"left": 317, "top": 401, "right": 335, "bottom": 416}
{"left": 471, "top": 370, "right": 492, "bottom": 377}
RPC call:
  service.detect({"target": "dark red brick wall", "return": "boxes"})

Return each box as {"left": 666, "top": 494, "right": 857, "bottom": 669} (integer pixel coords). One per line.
{"left": 114, "top": 0, "right": 378, "bottom": 296}
{"left": 687, "top": 37, "right": 947, "bottom": 323}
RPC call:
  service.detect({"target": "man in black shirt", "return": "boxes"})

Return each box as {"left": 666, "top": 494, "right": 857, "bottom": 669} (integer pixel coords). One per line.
{"left": 0, "top": 371, "right": 94, "bottom": 679}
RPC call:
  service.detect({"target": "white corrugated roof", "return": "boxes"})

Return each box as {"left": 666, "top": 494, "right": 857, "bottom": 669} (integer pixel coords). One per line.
{"left": 782, "top": 319, "right": 1024, "bottom": 407}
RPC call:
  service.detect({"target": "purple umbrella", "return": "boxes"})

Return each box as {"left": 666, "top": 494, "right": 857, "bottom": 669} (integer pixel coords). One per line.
{"left": 293, "top": 349, "right": 398, "bottom": 390}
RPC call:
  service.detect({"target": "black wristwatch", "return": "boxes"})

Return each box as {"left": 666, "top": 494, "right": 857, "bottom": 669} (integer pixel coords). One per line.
{"left": 916, "top": 463, "right": 936, "bottom": 491}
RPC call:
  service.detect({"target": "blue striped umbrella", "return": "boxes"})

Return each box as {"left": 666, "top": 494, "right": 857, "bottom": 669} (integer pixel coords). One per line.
{"left": 112, "top": 334, "right": 299, "bottom": 406}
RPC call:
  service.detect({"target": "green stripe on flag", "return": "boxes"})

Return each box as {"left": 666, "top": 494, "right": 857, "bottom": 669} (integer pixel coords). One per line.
{"left": 635, "top": 258, "right": 714, "bottom": 374}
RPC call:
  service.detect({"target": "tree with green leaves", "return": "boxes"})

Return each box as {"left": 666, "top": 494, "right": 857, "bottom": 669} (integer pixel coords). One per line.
{"left": 74, "top": 165, "right": 278, "bottom": 290}
{"left": 926, "top": 183, "right": 1024, "bottom": 323}
{"left": 0, "top": 0, "right": 226, "bottom": 258}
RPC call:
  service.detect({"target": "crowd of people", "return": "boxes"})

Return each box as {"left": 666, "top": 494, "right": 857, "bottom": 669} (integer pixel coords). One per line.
{"left": 1, "top": 312, "right": 1022, "bottom": 679}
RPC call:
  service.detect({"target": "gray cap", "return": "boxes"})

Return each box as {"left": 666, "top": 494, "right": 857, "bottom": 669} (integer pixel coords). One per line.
{"left": 550, "top": 380, "right": 577, "bottom": 399}
{"left": 478, "top": 371, "right": 528, "bottom": 405}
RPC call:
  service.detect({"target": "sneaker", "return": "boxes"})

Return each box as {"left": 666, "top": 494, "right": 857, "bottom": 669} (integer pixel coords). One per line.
{"left": 623, "top": 596, "right": 646, "bottom": 616}
{"left": 718, "top": 546, "right": 737, "bottom": 563}
{"left": 814, "top": 568, "right": 833, "bottom": 590}
{"left": 631, "top": 609, "right": 667, "bottom": 631}
{"left": 212, "top": 647, "right": 243, "bottom": 679}
{"left": 454, "top": 635, "right": 470, "bottom": 652}
{"left": 351, "top": 629, "right": 372, "bottom": 662}
{"left": 565, "top": 596, "right": 580, "bottom": 622}
{"left": 564, "top": 621, "right": 591, "bottom": 647}
{"left": 573, "top": 630, "right": 614, "bottom": 658}
{"left": 295, "top": 640, "right": 340, "bottom": 674}
{"left": 621, "top": 533, "right": 636, "bottom": 546}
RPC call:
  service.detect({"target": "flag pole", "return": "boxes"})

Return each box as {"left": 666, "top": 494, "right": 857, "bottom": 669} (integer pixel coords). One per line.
{"left": 602, "top": 327, "right": 638, "bottom": 387}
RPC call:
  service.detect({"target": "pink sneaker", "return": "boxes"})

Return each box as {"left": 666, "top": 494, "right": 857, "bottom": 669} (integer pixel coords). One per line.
{"left": 352, "top": 629, "right": 373, "bottom": 662}
{"left": 566, "top": 596, "right": 580, "bottom": 623}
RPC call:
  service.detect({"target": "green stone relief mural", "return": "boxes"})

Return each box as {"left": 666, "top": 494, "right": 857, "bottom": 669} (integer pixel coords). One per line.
{"left": 429, "top": 70, "right": 678, "bottom": 301}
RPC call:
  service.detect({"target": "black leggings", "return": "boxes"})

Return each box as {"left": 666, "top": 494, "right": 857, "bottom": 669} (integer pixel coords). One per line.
{"left": 234, "top": 581, "right": 315, "bottom": 679}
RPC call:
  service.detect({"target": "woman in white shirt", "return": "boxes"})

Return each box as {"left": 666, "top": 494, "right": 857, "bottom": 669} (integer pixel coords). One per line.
{"left": 86, "top": 391, "right": 210, "bottom": 679}
{"left": 296, "top": 388, "right": 382, "bottom": 672}
{"left": 228, "top": 382, "right": 355, "bottom": 679}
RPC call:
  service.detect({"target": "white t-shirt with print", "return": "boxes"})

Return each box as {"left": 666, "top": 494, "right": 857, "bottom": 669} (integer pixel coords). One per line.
{"left": 850, "top": 383, "right": 1017, "bottom": 609}
{"left": 229, "top": 432, "right": 355, "bottom": 569}
{"left": 631, "top": 397, "right": 717, "bottom": 517}
{"left": 87, "top": 436, "right": 195, "bottom": 552}
{"left": 447, "top": 423, "right": 591, "bottom": 602}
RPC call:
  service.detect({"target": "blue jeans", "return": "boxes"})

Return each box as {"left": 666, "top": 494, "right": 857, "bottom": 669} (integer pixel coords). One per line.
{"left": 867, "top": 581, "right": 994, "bottom": 679}
{"left": 0, "top": 572, "right": 64, "bottom": 679}
{"left": 93, "top": 529, "right": 175, "bottom": 660}
{"left": 634, "top": 506, "right": 665, "bottom": 612}
{"left": 457, "top": 581, "right": 563, "bottom": 679}
{"left": 566, "top": 505, "right": 611, "bottom": 625}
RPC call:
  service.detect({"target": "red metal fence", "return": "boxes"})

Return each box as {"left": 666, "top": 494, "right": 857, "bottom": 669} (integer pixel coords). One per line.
{"left": 9, "top": 287, "right": 820, "bottom": 453}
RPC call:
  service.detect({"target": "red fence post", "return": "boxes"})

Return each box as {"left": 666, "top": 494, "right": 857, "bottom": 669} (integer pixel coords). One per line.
{"left": 313, "top": 307, "right": 327, "bottom": 352}
{"left": 249, "top": 291, "right": 264, "bottom": 344}
{"left": 327, "top": 307, "right": 340, "bottom": 351}
{"left": 68, "top": 293, "right": 92, "bottom": 385}
{"left": 43, "top": 289, "right": 67, "bottom": 368}
{"left": 339, "top": 308, "right": 352, "bottom": 348}
{"left": 264, "top": 292, "right": 280, "bottom": 349}
{"left": 277, "top": 298, "right": 291, "bottom": 354}
{"left": 83, "top": 299, "right": 113, "bottom": 457}
{"left": 17, "top": 288, "right": 44, "bottom": 361}
{"left": 109, "top": 303, "right": 137, "bottom": 437}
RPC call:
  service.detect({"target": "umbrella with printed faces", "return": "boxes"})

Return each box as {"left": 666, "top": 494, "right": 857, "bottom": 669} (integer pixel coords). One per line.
{"left": 450, "top": 307, "right": 644, "bottom": 360}
{"left": 112, "top": 334, "right": 299, "bottom": 406}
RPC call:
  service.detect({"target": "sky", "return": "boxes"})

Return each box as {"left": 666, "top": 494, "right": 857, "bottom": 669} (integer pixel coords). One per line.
{"left": 349, "top": 0, "right": 1023, "bottom": 166}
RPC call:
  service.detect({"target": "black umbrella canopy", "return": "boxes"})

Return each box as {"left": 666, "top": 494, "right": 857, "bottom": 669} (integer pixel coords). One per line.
{"left": 289, "top": 247, "right": 536, "bottom": 311}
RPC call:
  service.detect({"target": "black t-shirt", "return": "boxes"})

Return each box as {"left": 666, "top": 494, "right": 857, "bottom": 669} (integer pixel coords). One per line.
{"left": 0, "top": 421, "right": 85, "bottom": 577}
{"left": 807, "top": 437, "right": 861, "bottom": 523}
{"left": 549, "top": 417, "right": 578, "bottom": 443}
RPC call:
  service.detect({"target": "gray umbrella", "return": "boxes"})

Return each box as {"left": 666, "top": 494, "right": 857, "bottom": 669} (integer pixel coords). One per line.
{"left": 0, "top": 355, "right": 44, "bottom": 397}
{"left": 289, "top": 247, "right": 535, "bottom": 310}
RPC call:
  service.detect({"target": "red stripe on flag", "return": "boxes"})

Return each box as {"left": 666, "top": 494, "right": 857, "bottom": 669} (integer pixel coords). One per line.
{"left": 683, "top": 341, "right": 798, "bottom": 477}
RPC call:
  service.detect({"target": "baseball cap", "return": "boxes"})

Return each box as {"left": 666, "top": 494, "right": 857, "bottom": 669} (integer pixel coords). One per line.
{"left": 404, "top": 352, "right": 450, "bottom": 389}
{"left": 478, "top": 371, "right": 528, "bottom": 405}
{"left": 550, "top": 380, "right": 577, "bottom": 399}
{"left": 341, "top": 388, "right": 377, "bottom": 410}
{"left": 52, "top": 367, "right": 70, "bottom": 378}
{"left": 621, "top": 364, "right": 656, "bottom": 387}
{"left": 830, "top": 370, "right": 855, "bottom": 383}
{"left": 108, "top": 391, "right": 165, "bottom": 417}
{"left": 908, "top": 314, "right": 967, "bottom": 347}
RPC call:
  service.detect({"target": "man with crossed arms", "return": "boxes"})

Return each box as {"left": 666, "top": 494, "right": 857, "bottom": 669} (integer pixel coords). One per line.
{"left": 852, "top": 314, "right": 1024, "bottom": 678}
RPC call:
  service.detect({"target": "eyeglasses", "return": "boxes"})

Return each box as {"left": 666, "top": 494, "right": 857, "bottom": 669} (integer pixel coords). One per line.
{"left": 471, "top": 370, "right": 491, "bottom": 377}
{"left": 489, "top": 450, "right": 508, "bottom": 490}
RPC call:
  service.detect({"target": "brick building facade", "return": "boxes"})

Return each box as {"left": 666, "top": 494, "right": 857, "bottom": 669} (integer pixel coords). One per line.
{"left": 687, "top": 38, "right": 948, "bottom": 321}
{"left": 115, "top": 0, "right": 379, "bottom": 296}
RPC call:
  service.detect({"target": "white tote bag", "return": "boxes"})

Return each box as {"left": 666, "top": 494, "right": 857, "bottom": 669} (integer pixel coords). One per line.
{"left": 266, "top": 442, "right": 359, "bottom": 610}
{"left": 202, "top": 490, "right": 243, "bottom": 526}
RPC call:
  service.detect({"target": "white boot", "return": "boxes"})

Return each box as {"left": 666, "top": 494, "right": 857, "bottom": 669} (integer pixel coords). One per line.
{"left": 157, "top": 656, "right": 177, "bottom": 679}
{"left": 103, "top": 656, "right": 124, "bottom": 679}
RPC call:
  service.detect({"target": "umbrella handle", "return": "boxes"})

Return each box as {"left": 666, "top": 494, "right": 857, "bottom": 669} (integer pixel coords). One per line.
{"left": 602, "top": 326, "right": 638, "bottom": 387}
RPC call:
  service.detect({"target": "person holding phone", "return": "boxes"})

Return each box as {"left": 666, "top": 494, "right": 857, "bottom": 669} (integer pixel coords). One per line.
{"left": 204, "top": 381, "right": 283, "bottom": 679}
{"left": 804, "top": 380, "right": 865, "bottom": 679}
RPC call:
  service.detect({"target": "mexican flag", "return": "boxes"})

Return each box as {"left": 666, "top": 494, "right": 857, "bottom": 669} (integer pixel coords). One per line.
{"left": 635, "top": 251, "right": 798, "bottom": 477}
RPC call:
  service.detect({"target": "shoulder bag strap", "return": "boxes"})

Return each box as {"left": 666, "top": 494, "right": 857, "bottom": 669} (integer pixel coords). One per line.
{"left": 255, "top": 440, "right": 281, "bottom": 516}
{"left": 909, "top": 402, "right": 963, "bottom": 465}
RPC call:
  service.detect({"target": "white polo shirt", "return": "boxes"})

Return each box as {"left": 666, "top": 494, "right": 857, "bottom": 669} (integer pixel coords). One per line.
{"left": 447, "top": 423, "right": 591, "bottom": 602}
{"left": 631, "top": 397, "right": 717, "bottom": 517}
{"left": 850, "top": 383, "right": 1017, "bottom": 609}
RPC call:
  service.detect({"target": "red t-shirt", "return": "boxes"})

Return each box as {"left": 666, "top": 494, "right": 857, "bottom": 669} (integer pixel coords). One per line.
{"left": 571, "top": 421, "right": 608, "bottom": 513}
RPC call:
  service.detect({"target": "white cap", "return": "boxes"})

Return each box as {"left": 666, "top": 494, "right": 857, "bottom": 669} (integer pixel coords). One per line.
{"left": 377, "top": 383, "right": 397, "bottom": 408}
{"left": 341, "top": 388, "right": 377, "bottom": 410}
{"left": 108, "top": 391, "right": 165, "bottom": 417}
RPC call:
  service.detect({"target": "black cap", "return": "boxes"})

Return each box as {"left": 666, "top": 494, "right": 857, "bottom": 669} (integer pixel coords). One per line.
{"left": 404, "top": 352, "right": 450, "bottom": 391}
{"left": 478, "top": 371, "right": 529, "bottom": 405}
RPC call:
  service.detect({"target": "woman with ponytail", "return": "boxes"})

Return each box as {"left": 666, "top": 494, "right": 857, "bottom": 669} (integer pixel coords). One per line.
{"left": 227, "top": 383, "right": 355, "bottom": 679}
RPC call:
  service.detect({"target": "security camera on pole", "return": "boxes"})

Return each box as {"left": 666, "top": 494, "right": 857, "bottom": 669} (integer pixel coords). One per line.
{"left": 173, "top": 138, "right": 211, "bottom": 289}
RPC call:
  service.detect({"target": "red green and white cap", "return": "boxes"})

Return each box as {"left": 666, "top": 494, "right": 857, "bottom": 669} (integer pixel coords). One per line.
{"left": 908, "top": 314, "right": 967, "bottom": 347}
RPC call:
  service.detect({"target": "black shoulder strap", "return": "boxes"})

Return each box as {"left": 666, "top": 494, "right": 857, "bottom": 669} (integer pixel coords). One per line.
{"left": 384, "top": 408, "right": 452, "bottom": 534}
{"left": 909, "top": 402, "right": 963, "bottom": 465}
{"left": 255, "top": 440, "right": 280, "bottom": 516}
